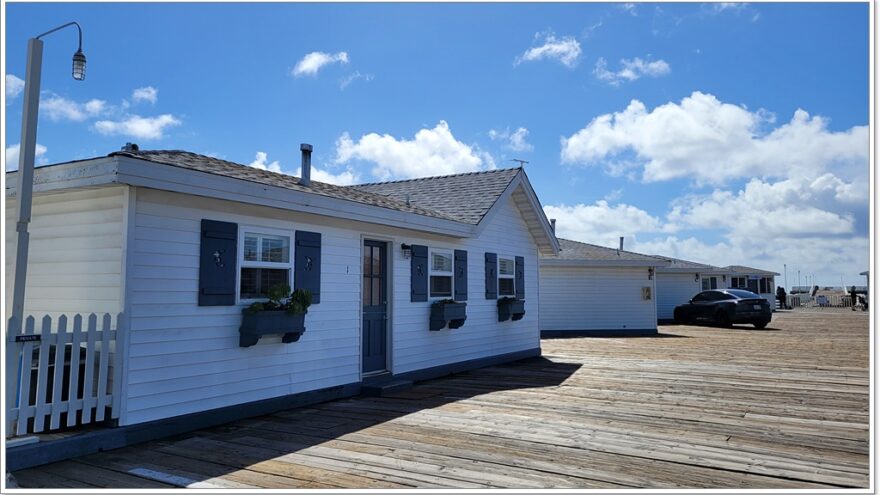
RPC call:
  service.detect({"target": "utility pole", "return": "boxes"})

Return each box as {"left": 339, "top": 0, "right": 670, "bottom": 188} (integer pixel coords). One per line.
{"left": 784, "top": 264, "right": 788, "bottom": 292}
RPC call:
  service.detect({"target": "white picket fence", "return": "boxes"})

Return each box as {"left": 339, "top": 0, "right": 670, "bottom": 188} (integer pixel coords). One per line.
{"left": 5, "top": 313, "right": 124, "bottom": 437}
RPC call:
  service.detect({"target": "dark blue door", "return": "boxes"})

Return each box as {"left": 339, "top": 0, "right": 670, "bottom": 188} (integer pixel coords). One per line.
{"left": 362, "top": 241, "right": 387, "bottom": 373}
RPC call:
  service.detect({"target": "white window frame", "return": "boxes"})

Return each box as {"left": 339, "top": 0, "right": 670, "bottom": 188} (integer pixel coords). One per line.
{"left": 237, "top": 226, "right": 294, "bottom": 304}
{"left": 428, "top": 248, "right": 454, "bottom": 299}
{"left": 498, "top": 256, "right": 516, "bottom": 297}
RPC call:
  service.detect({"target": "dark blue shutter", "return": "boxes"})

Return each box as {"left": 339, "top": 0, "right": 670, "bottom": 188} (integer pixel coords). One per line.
{"left": 454, "top": 249, "right": 468, "bottom": 302}
{"left": 411, "top": 245, "right": 428, "bottom": 302}
{"left": 485, "top": 252, "right": 497, "bottom": 300}
{"left": 295, "top": 231, "right": 322, "bottom": 304}
{"left": 199, "top": 219, "right": 238, "bottom": 306}
{"left": 515, "top": 256, "right": 525, "bottom": 300}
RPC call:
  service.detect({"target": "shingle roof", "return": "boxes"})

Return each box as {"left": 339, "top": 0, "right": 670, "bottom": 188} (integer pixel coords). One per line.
{"left": 351, "top": 168, "right": 522, "bottom": 225}
{"left": 109, "top": 149, "right": 459, "bottom": 221}
{"left": 552, "top": 238, "right": 662, "bottom": 262}
{"left": 724, "top": 265, "right": 781, "bottom": 276}
{"left": 650, "top": 255, "right": 718, "bottom": 270}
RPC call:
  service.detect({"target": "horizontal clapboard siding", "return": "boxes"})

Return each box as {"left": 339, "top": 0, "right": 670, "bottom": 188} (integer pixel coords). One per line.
{"left": 389, "top": 194, "right": 540, "bottom": 374}
{"left": 5, "top": 187, "right": 126, "bottom": 320}
{"left": 656, "top": 273, "right": 702, "bottom": 320}
{"left": 539, "top": 266, "right": 656, "bottom": 332}
{"left": 126, "top": 189, "right": 362, "bottom": 425}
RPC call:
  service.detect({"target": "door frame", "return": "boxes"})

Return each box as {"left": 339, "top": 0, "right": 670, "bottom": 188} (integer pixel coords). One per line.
{"left": 359, "top": 235, "right": 394, "bottom": 378}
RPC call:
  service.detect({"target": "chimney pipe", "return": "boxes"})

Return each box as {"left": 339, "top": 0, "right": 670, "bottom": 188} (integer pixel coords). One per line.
{"left": 619, "top": 236, "right": 624, "bottom": 251}
{"left": 300, "top": 143, "right": 312, "bottom": 186}
{"left": 550, "top": 218, "right": 556, "bottom": 234}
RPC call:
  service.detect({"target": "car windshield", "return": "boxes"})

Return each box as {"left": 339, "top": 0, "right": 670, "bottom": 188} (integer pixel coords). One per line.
{"left": 726, "top": 289, "right": 761, "bottom": 299}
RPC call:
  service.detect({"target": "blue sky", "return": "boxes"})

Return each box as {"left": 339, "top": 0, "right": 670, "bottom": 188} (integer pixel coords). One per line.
{"left": 4, "top": 2, "right": 870, "bottom": 287}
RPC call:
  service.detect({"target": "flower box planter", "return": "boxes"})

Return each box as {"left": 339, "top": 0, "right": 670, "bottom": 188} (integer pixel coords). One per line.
{"left": 239, "top": 309, "right": 307, "bottom": 347}
{"left": 497, "top": 297, "right": 526, "bottom": 322}
{"left": 429, "top": 301, "right": 467, "bottom": 331}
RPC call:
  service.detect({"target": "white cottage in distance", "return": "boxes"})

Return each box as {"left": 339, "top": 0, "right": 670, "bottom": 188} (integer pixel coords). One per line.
{"left": 5, "top": 144, "right": 558, "bottom": 468}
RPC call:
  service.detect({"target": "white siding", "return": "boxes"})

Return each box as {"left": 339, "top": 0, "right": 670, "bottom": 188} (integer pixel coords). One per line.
{"left": 124, "top": 188, "right": 540, "bottom": 425}
{"left": 5, "top": 187, "right": 126, "bottom": 320}
{"left": 389, "top": 194, "right": 540, "bottom": 375}
{"left": 656, "top": 273, "right": 701, "bottom": 320}
{"left": 539, "top": 266, "right": 656, "bottom": 332}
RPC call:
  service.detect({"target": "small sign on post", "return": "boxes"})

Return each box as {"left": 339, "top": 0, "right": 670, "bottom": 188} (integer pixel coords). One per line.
{"left": 14, "top": 334, "right": 41, "bottom": 343}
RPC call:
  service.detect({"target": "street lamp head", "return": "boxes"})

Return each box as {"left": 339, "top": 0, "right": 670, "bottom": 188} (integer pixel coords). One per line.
{"left": 72, "top": 49, "right": 86, "bottom": 81}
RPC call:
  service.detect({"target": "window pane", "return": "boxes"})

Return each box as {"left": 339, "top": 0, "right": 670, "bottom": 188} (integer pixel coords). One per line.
{"left": 498, "top": 258, "right": 515, "bottom": 276}
{"left": 372, "top": 277, "right": 381, "bottom": 306}
{"left": 244, "top": 235, "right": 258, "bottom": 262}
{"left": 240, "top": 268, "right": 289, "bottom": 299}
{"left": 363, "top": 249, "right": 372, "bottom": 277}
{"left": 702, "top": 278, "right": 710, "bottom": 291}
{"left": 432, "top": 252, "right": 452, "bottom": 272}
{"left": 261, "top": 236, "right": 289, "bottom": 263}
{"left": 430, "top": 276, "right": 452, "bottom": 297}
{"left": 499, "top": 278, "right": 515, "bottom": 296}
{"left": 363, "top": 275, "right": 371, "bottom": 306}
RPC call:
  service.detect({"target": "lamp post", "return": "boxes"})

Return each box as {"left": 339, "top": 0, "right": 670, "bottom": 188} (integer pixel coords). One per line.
{"left": 9, "top": 21, "right": 86, "bottom": 338}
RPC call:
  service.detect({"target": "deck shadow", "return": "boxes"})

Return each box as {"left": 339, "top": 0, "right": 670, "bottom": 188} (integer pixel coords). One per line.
{"left": 16, "top": 356, "right": 582, "bottom": 489}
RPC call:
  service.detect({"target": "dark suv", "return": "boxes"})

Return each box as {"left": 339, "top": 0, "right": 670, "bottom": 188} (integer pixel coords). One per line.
{"left": 674, "top": 289, "right": 772, "bottom": 329}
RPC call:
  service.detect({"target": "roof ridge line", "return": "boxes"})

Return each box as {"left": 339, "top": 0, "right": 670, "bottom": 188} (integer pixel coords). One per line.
{"left": 350, "top": 167, "right": 520, "bottom": 187}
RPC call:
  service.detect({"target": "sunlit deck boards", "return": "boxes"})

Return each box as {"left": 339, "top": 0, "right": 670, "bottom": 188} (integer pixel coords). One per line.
{"left": 13, "top": 310, "right": 869, "bottom": 489}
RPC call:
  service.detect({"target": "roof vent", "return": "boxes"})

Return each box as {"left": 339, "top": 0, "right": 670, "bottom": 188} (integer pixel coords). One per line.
{"left": 405, "top": 194, "right": 411, "bottom": 207}
{"left": 300, "top": 143, "right": 312, "bottom": 187}
{"left": 618, "top": 236, "right": 624, "bottom": 255}
{"left": 122, "top": 142, "right": 139, "bottom": 151}
{"left": 550, "top": 218, "right": 556, "bottom": 234}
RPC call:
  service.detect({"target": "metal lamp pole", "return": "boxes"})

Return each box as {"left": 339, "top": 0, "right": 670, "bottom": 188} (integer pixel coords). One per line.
{"left": 9, "top": 21, "right": 86, "bottom": 338}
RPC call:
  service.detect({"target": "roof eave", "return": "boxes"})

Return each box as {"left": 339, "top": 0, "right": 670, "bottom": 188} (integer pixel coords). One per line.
{"left": 476, "top": 171, "right": 559, "bottom": 256}
{"left": 540, "top": 258, "right": 666, "bottom": 268}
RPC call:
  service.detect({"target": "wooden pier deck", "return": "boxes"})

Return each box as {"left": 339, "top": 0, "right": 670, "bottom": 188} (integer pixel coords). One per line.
{"left": 12, "top": 310, "right": 870, "bottom": 489}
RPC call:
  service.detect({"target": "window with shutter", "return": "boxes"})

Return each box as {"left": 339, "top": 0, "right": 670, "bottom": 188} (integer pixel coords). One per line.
{"left": 239, "top": 231, "right": 292, "bottom": 300}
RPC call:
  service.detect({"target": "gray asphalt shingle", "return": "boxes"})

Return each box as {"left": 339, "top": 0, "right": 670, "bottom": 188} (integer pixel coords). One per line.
{"left": 552, "top": 238, "right": 662, "bottom": 262}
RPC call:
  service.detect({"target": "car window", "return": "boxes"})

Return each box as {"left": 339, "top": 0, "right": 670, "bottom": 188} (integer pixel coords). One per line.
{"left": 727, "top": 289, "right": 760, "bottom": 299}
{"left": 717, "top": 293, "right": 736, "bottom": 300}
{"left": 692, "top": 292, "right": 710, "bottom": 302}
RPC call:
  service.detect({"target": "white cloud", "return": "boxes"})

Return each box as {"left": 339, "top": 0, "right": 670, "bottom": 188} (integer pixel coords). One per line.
{"left": 334, "top": 120, "right": 492, "bottom": 180}
{"left": 132, "top": 86, "right": 158, "bottom": 104}
{"left": 713, "top": 3, "right": 746, "bottom": 13}
{"left": 560, "top": 91, "right": 869, "bottom": 185}
{"left": 93, "top": 114, "right": 181, "bottom": 140}
{"left": 5, "top": 143, "right": 48, "bottom": 171}
{"left": 620, "top": 3, "right": 638, "bottom": 16}
{"left": 248, "top": 151, "right": 282, "bottom": 173}
{"left": 292, "top": 51, "right": 349, "bottom": 77}
{"left": 544, "top": 200, "right": 673, "bottom": 249}
{"left": 489, "top": 127, "right": 534, "bottom": 153}
{"left": 515, "top": 32, "right": 582, "bottom": 69}
{"left": 340, "top": 71, "right": 374, "bottom": 90}
{"left": 594, "top": 57, "right": 671, "bottom": 86}
{"left": 247, "top": 151, "right": 360, "bottom": 185}
{"left": 6, "top": 74, "right": 25, "bottom": 100}
{"left": 40, "top": 93, "right": 107, "bottom": 122}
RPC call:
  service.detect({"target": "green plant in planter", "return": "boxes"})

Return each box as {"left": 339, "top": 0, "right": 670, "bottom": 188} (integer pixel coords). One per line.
{"left": 240, "top": 284, "right": 313, "bottom": 347}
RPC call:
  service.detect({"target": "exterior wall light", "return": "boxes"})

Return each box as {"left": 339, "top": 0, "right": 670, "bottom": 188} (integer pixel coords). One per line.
{"left": 401, "top": 243, "right": 412, "bottom": 259}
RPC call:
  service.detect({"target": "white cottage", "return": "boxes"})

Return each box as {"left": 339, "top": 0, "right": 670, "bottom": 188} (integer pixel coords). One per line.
{"left": 723, "top": 265, "right": 780, "bottom": 307}
{"left": 539, "top": 239, "right": 668, "bottom": 336}
{"left": 5, "top": 145, "right": 558, "bottom": 468}
{"left": 653, "top": 256, "right": 734, "bottom": 323}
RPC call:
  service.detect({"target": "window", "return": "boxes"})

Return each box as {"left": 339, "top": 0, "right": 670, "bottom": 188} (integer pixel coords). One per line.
{"left": 429, "top": 249, "right": 453, "bottom": 298}
{"left": 701, "top": 277, "right": 718, "bottom": 291}
{"left": 240, "top": 232, "right": 292, "bottom": 300}
{"left": 731, "top": 277, "right": 746, "bottom": 289}
{"left": 692, "top": 292, "right": 711, "bottom": 302}
{"left": 759, "top": 277, "right": 774, "bottom": 294}
{"left": 498, "top": 257, "right": 515, "bottom": 296}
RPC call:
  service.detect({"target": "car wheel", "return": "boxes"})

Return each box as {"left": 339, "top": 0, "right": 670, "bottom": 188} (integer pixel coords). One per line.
{"left": 753, "top": 321, "right": 768, "bottom": 329}
{"left": 715, "top": 310, "right": 732, "bottom": 328}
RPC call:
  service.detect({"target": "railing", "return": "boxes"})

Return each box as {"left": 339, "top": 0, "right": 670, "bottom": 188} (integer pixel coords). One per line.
{"left": 786, "top": 294, "right": 864, "bottom": 309}
{"left": 5, "top": 313, "right": 124, "bottom": 437}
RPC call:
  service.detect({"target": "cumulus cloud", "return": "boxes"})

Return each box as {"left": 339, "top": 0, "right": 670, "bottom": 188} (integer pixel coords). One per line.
{"left": 292, "top": 51, "right": 349, "bottom": 77}
{"left": 249, "top": 151, "right": 282, "bottom": 173}
{"left": 334, "top": 120, "right": 492, "bottom": 180}
{"left": 93, "top": 114, "right": 181, "bottom": 140}
{"left": 489, "top": 127, "right": 534, "bottom": 152}
{"left": 514, "top": 32, "right": 582, "bottom": 68}
{"left": 593, "top": 57, "right": 671, "bottom": 86}
{"left": 40, "top": 93, "right": 108, "bottom": 122}
{"left": 247, "top": 151, "right": 359, "bottom": 185}
{"left": 132, "top": 86, "right": 158, "bottom": 104}
{"left": 339, "top": 71, "right": 374, "bottom": 90}
{"left": 544, "top": 200, "right": 673, "bottom": 249}
{"left": 560, "top": 91, "right": 869, "bottom": 185}
{"left": 6, "top": 74, "right": 25, "bottom": 100}
{"left": 619, "top": 3, "right": 638, "bottom": 16}
{"left": 5, "top": 143, "right": 48, "bottom": 171}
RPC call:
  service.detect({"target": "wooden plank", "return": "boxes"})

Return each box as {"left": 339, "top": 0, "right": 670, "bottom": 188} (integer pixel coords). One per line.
{"left": 80, "top": 314, "right": 98, "bottom": 424}
{"left": 15, "top": 316, "right": 36, "bottom": 436}
{"left": 49, "top": 315, "right": 67, "bottom": 430}
{"left": 95, "top": 313, "right": 112, "bottom": 421}
{"left": 31, "top": 316, "right": 53, "bottom": 433}
{"left": 66, "top": 314, "right": 84, "bottom": 427}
